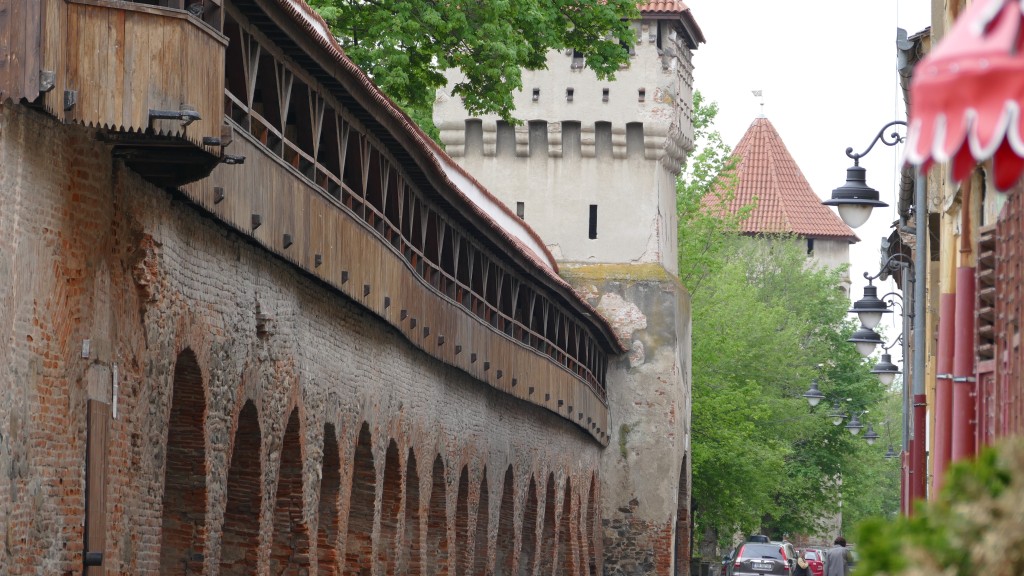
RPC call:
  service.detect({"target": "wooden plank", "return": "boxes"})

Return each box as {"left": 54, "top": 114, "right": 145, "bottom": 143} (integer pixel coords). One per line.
{"left": 21, "top": 0, "right": 42, "bottom": 99}
{"left": 85, "top": 399, "right": 110, "bottom": 576}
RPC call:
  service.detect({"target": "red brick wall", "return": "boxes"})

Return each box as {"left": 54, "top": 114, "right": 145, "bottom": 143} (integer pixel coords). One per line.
{"left": 0, "top": 100, "right": 607, "bottom": 576}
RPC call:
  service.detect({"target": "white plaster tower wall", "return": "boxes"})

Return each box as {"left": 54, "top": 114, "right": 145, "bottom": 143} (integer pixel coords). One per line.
{"left": 435, "top": 18, "right": 695, "bottom": 275}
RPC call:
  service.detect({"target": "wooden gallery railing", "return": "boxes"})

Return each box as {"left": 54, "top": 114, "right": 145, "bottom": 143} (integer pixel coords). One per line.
{"left": 33, "top": 0, "right": 227, "bottom": 153}
{"left": 179, "top": 4, "right": 613, "bottom": 443}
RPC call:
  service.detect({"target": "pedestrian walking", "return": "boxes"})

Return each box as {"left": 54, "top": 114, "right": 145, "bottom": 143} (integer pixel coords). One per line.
{"left": 793, "top": 550, "right": 812, "bottom": 576}
{"left": 824, "top": 536, "right": 851, "bottom": 576}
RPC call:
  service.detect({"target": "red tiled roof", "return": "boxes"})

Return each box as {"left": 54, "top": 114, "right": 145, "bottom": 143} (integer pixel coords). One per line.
{"left": 711, "top": 117, "right": 859, "bottom": 243}
{"left": 639, "top": 0, "right": 706, "bottom": 46}
{"left": 639, "top": 0, "right": 690, "bottom": 14}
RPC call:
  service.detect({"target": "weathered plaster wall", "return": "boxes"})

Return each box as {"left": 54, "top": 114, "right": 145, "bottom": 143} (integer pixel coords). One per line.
{"left": 560, "top": 264, "right": 692, "bottom": 576}
{"left": 0, "top": 101, "right": 605, "bottom": 575}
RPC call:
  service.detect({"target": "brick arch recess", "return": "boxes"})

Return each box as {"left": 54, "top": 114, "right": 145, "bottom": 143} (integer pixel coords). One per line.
{"left": 381, "top": 439, "right": 402, "bottom": 574}
{"left": 403, "top": 449, "right": 422, "bottom": 576}
{"left": 455, "top": 465, "right": 471, "bottom": 575}
{"left": 270, "top": 409, "right": 310, "bottom": 574}
{"left": 472, "top": 469, "right": 489, "bottom": 576}
{"left": 520, "top": 476, "right": 539, "bottom": 575}
{"left": 318, "top": 423, "right": 341, "bottom": 575}
{"left": 495, "top": 466, "right": 515, "bottom": 576}
{"left": 220, "top": 401, "right": 262, "bottom": 576}
{"left": 344, "top": 422, "right": 374, "bottom": 576}
{"left": 159, "top": 348, "right": 207, "bottom": 575}
{"left": 426, "top": 454, "right": 448, "bottom": 575}
{"left": 539, "top": 472, "right": 558, "bottom": 574}
{"left": 587, "top": 474, "right": 598, "bottom": 576}
{"left": 556, "top": 478, "right": 573, "bottom": 575}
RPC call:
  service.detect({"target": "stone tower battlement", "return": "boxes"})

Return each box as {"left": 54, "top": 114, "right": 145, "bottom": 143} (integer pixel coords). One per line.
{"left": 437, "top": 18, "right": 696, "bottom": 174}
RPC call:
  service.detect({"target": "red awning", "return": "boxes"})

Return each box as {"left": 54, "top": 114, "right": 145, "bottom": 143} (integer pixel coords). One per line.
{"left": 906, "top": 0, "right": 1024, "bottom": 190}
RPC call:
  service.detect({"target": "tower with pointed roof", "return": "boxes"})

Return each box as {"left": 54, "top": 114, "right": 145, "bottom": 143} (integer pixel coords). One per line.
{"left": 712, "top": 116, "right": 859, "bottom": 292}
{"left": 434, "top": 2, "right": 704, "bottom": 574}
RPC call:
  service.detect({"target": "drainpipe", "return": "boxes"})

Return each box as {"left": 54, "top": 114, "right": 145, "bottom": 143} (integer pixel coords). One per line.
{"left": 933, "top": 186, "right": 959, "bottom": 496}
{"left": 952, "top": 177, "right": 977, "bottom": 461}
{"left": 933, "top": 294, "right": 955, "bottom": 495}
{"left": 911, "top": 171, "right": 929, "bottom": 507}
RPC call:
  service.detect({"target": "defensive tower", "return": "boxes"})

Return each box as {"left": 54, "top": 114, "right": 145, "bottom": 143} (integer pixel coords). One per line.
{"left": 434, "top": 3, "right": 704, "bottom": 573}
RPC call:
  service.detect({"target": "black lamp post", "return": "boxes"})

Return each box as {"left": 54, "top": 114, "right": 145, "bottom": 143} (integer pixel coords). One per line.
{"left": 823, "top": 120, "right": 906, "bottom": 229}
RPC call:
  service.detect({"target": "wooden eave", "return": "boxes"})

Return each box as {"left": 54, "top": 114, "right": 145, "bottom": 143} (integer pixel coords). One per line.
{"left": 237, "top": 0, "right": 625, "bottom": 354}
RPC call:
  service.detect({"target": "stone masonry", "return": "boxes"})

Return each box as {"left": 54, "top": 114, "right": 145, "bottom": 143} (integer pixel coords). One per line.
{"left": 0, "top": 100, "right": 605, "bottom": 575}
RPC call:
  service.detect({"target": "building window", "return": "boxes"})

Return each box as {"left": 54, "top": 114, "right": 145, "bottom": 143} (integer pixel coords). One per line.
{"left": 589, "top": 205, "right": 598, "bottom": 239}
{"left": 496, "top": 121, "right": 515, "bottom": 156}
{"left": 516, "top": 202, "right": 525, "bottom": 219}
{"left": 806, "top": 238, "right": 815, "bottom": 256}
{"left": 562, "top": 121, "right": 581, "bottom": 160}
{"left": 595, "top": 122, "right": 612, "bottom": 159}
{"left": 571, "top": 50, "right": 584, "bottom": 69}
{"left": 465, "top": 119, "right": 483, "bottom": 158}
{"left": 626, "top": 122, "right": 644, "bottom": 157}
{"left": 529, "top": 121, "right": 548, "bottom": 158}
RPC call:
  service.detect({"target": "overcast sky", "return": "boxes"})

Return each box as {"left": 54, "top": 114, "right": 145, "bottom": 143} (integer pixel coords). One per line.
{"left": 685, "top": 0, "right": 932, "bottom": 362}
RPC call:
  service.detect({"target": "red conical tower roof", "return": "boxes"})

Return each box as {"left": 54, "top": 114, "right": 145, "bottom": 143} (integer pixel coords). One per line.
{"left": 714, "top": 117, "right": 859, "bottom": 243}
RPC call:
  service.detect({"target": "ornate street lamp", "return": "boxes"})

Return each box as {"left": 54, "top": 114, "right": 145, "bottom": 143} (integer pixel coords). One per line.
{"left": 849, "top": 283, "right": 892, "bottom": 330}
{"left": 884, "top": 445, "right": 898, "bottom": 459}
{"left": 863, "top": 423, "right": 881, "bottom": 446}
{"left": 823, "top": 121, "right": 906, "bottom": 228}
{"left": 802, "top": 379, "right": 825, "bottom": 407}
{"left": 828, "top": 401, "right": 847, "bottom": 426}
{"left": 845, "top": 412, "right": 865, "bottom": 436}
{"left": 871, "top": 353, "right": 901, "bottom": 386}
{"left": 848, "top": 325, "right": 883, "bottom": 357}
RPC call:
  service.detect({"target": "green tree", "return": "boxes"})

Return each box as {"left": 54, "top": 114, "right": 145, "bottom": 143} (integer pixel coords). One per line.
{"left": 308, "top": 0, "right": 638, "bottom": 129}
{"left": 679, "top": 92, "right": 888, "bottom": 558}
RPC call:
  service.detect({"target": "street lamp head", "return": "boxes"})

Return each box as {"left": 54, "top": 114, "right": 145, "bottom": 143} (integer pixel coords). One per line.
{"left": 848, "top": 325, "right": 883, "bottom": 357}
{"left": 871, "top": 353, "right": 900, "bottom": 386}
{"left": 823, "top": 165, "right": 889, "bottom": 228}
{"left": 803, "top": 379, "right": 826, "bottom": 407}
{"left": 863, "top": 423, "right": 880, "bottom": 446}
{"left": 828, "top": 401, "right": 847, "bottom": 426}
{"left": 884, "top": 445, "right": 898, "bottom": 459}
{"left": 849, "top": 284, "right": 892, "bottom": 329}
{"left": 845, "top": 412, "right": 864, "bottom": 435}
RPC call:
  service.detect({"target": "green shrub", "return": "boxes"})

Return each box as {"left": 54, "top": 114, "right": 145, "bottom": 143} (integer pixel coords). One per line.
{"left": 853, "top": 439, "right": 1023, "bottom": 576}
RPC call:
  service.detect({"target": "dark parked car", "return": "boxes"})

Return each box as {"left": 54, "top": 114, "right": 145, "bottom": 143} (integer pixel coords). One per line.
{"left": 728, "top": 542, "right": 793, "bottom": 576}
{"left": 721, "top": 546, "right": 739, "bottom": 576}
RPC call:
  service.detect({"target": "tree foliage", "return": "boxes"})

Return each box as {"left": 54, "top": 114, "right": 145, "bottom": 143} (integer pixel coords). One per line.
{"left": 679, "top": 91, "right": 893, "bottom": 555}
{"left": 853, "top": 438, "right": 1024, "bottom": 576}
{"left": 308, "top": 0, "right": 638, "bottom": 126}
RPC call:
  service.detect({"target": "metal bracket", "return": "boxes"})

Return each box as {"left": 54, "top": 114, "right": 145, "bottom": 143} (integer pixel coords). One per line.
{"left": 39, "top": 70, "right": 56, "bottom": 93}
{"left": 63, "top": 90, "right": 77, "bottom": 111}
{"left": 222, "top": 154, "right": 245, "bottom": 165}
{"left": 149, "top": 106, "right": 201, "bottom": 127}
{"left": 952, "top": 376, "right": 977, "bottom": 383}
